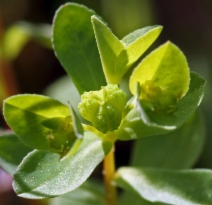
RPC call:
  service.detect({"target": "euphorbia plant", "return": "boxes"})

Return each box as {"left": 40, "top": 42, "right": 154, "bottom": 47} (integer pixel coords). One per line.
{"left": 0, "top": 3, "right": 209, "bottom": 205}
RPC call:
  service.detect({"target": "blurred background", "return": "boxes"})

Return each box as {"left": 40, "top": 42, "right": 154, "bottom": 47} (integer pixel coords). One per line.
{"left": 0, "top": 0, "right": 212, "bottom": 204}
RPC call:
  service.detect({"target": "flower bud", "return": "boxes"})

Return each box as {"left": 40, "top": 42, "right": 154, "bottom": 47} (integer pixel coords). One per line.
{"left": 78, "top": 84, "right": 126, "bottom": 134}
{"left": 140, "top": 80, "right": 180, "bottom": 113}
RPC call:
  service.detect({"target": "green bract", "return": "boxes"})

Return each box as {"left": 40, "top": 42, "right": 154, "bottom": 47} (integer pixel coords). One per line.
{"left": 0, "top": 2, "right": 207, "bottom": 205}
{"left": 92, "top": 16, "right": 162, "bottom": 85}
{"left": 3, "top": 94, "right": 80, "bottom": 157}
{"left": 130, "top": 42, "right": 190, "bottom": 112}
{"left": 78, "top": 84, "right": 126, "bottom": 134}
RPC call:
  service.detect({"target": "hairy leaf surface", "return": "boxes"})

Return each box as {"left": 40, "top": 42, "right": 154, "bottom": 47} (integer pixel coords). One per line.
{"left": 13, "top": 131, "right": 112, "bottom": 199}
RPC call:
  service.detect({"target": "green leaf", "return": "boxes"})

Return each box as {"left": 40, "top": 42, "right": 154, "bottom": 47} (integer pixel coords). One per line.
{"left": 118, "top": 26, "right": 163, "bottom": 74}
{"left": 120, "top": 192, "right": 162, "bottom": 205}
{"left": 130, "top": 111, "right": 205, "bottom": 169}
{"left": 69, "top": 104, "right": 84, "bottom": 139}
{"left": 60, "top": 104, "right": 84, "bottom": 160}
{"left": 117, "top": 72, "right": 206, "bottom": 140}
{"left": 134, "top": 81, "right": 165, "bottom": 128}
{"left": 0, "top": 131, "right": 32, "bottom": 175}
{"left": 91, "top": 16, "right": 125, "bottom": 84}
{"left": 52, "top": 3, "right": 106, "bottom": 94}
{"left": 117, "top": 106, "right": 169, "bottom": 140}
{"left": 114, "top": 167, "right": 212, "bottom": 205}
{"left": 145, "top": 72, "right": 206, "bottom": 128}
{"left": 130, "top": 42, "right": 190, "bottom": 105}
{"left": 92, "top": 16, "right": 162, "bottom": 84}
{"left": 174, "top": 72, "right": 205, "bottom": 124}
{"left": 50, "top": 180, "right": 106, "bottom": 205}
{"left": 3, "top": 94, "right": 72, "bottom": 152}
{"left": 13, "top": 131, "right": 112, "bottom": 199}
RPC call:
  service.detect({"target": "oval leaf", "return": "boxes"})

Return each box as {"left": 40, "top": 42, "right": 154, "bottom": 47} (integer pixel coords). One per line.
{"left": 130, "top": 111, "right": 205, "bottom": 169}
{"left": 130, "top": 42, "right": 190, "bottom": 106}
{"left": 0, "top": 131, "right": 32, "bottom": 175}
{"left": 13, "top": 131, "right": 112, "bottom": 199}
{"left": 117, "top": 72, "right": 206, "bottom": 140}
{"left": 114, "top": 167, "right": 212, "bottom": 205}
{"left": 53, "top": 3, "right": 106, "bottom": 94}
{"left": 3, "top": 94, "right": 72, "bottom": 151}
{"left": 50, "top": 180, "right": 106, "bottom": 205}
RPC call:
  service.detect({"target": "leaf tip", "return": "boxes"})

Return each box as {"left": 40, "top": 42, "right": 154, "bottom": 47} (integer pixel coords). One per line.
{"left": 91, "top": 15, "right": 97, "bottom": 21}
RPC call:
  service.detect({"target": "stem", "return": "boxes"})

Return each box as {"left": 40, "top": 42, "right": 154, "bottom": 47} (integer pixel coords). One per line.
{"left": 103, "top": 145, "right": 117, "bottom": 205}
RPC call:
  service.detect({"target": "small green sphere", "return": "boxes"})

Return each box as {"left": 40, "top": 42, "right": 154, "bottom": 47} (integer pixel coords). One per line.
{"left": 78, "top": 84, "right": 126, "bottom": 134}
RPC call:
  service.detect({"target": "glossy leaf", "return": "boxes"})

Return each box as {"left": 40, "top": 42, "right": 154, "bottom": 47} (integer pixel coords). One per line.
{"left": 117, "top": 72, "right": 206, "bottom": 140}
{"left": 3, "top": 94, "right": 72, "bottom": 151}
{"left": 53, "top": 3, "right": 106, "bottom": 94}
{"left": 0, "top": 131, "right": 32, "bottom": 175}
{"left": 92, "top": 16, "right": 162, "bottom": 84}
{"left": 50, "top": 180, "right": 106, "bottom": 205}
{"left": 130, "top": 111, "right": 205, "bottom": 169}
{"left": 13, "top": 131, "right": 112, "bottom": 199}
{"left": 130, "top": 42, "right": 190, "bottom": 104}
{"left": 114, "top": 167, "right": 212, "bottom": 205}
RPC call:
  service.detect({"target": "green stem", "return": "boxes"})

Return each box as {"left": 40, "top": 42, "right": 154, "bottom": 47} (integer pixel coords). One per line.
{"left": 103, "top": 145, "right": 117, "bottom": 205}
